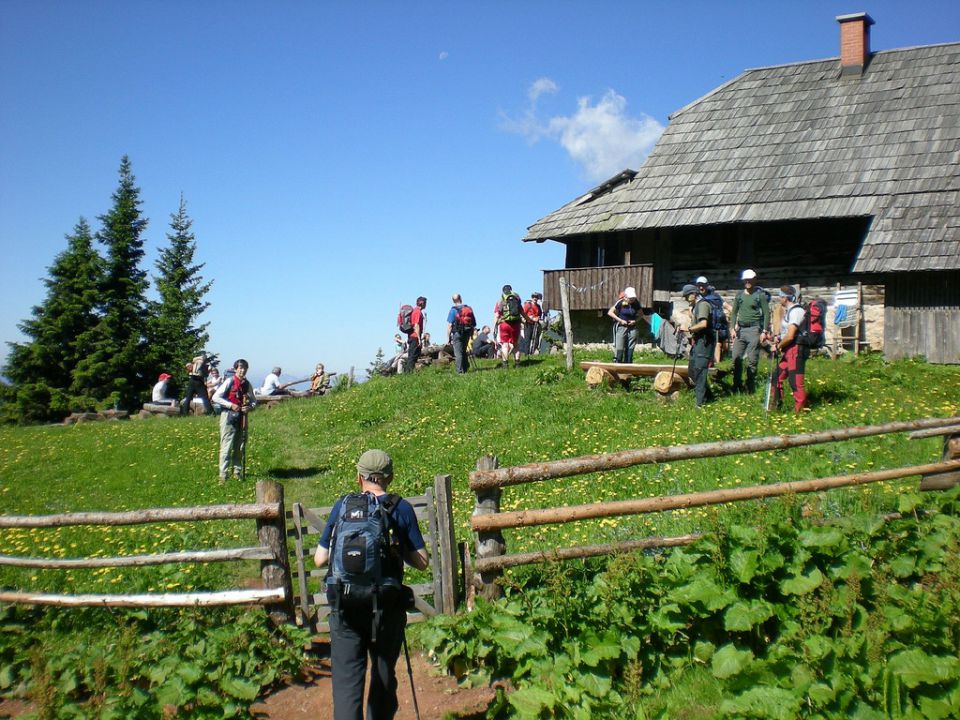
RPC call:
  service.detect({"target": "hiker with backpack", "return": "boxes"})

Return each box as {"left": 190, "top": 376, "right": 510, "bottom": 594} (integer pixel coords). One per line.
{"left": 211, "top": 358, "right": 257, "bottom": 482}
{"left": 180, "top": 353, "right": 214, "bottom": 416}
{"left": 397, "top": 297, "right": 427, "bottom": 373}
{"left": 695, "top": 276, "right": 731, "bottom": 365}
{"left": 729, "top": 269, "right": 771, "bottom": 394}
{"left": 774, "top": 285, "right": 813, "bottom": 414}
{"left": 607, "top": 286, "right": 642, "bottom": 363}
{"left": 314, "top": 449, "right": 429, "bottom": 720}
{"left": 521, "top": 292, "right": 544, "bottom": 356}
{"left": 494, "top": 284, "right": 530, "bottom": 368}
{"left": 681, "top": 283, "right": 716, "bottom": 408}
{"left": 446, "top": 293, "right": 476, "bottom": 374}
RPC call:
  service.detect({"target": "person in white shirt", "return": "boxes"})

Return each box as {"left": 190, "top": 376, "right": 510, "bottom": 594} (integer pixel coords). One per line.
{"left": 774, "top": 285, "right": 809, "bottom": 414}
{"left": 259, "top": 366, "right": 291, "bottom": 396}
{"left": 151, "top": 373, "right": 176, "bottom": 406}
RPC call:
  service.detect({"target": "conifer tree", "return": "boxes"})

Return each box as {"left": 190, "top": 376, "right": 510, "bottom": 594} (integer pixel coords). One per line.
{"left": 367, "top": 347, "right": 387, "bottom": 379}
{"left": 2, "top": 218, "right": 104, "bottom": 421}
{"left": 72, "top": 156, "right": 150, "bottom": 409}
{"left": 147, "top": 194, "right": 212, "bottom": 385}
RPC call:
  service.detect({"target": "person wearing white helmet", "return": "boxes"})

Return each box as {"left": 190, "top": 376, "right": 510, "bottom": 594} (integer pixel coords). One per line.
{"left": 729, "top": 269, "right": 771, "bottom": 393}
{"left": 607, "top": 286, "right": 641, "bottom": 363}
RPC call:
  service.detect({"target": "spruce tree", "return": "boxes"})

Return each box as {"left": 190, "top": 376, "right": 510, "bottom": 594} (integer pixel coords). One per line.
{"left": 147, "top": 194, "right": 212, "bottom": 385}
{"left": 367, "top": 347, "right": 387, "bottom": 379}
{"left": 72, "top": 156, "right": 150, "bottom": 409}
{"left": 3, "top": 218, "right": 104, "bottom": 421}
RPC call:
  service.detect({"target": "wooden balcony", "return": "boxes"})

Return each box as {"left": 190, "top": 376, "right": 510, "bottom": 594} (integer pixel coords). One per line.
{"left": 542, "top": 265, "right": 654, "bottom": 311}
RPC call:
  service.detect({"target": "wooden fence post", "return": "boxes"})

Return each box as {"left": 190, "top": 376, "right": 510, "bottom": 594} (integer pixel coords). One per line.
{"left": 256, "top": 481, "right": 295, "bottom": 626}
{"left": 434, "top": 474, "right": 458, "bottom": 613}
{"left": 472, "top": 455, "right": 505, "bottom": 601}
{"left": 559, "top": 277, "right": 574, "bottom": 371}
{"left": 921, "top": 433, "right": 960, "bottom": 491}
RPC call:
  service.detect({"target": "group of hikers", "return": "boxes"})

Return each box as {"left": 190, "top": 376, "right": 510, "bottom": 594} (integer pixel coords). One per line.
{"left": 618, "top": 270, "right": 823, "bottom": 413}
{"left": 393, "top": 285, "right": 547, "bottom": 375}
{"left": 151, "top": 356, "right": 334, "bottom": 415}
{"left": 149, "top": 355, "right": 335, "bottom": 482}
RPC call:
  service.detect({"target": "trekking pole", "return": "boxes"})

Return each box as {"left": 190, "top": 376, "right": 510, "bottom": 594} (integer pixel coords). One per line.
{"left": 402, "top": 631, "right": 422, "bottom": 720}
{"left": 763, "top": 349, "right": 780, "bottom": 413}
{"left": 668, "top": 324, "right": 683, "bottom": 384}
{"left": 240, "top": 410, "right": 248, "bottom": 481}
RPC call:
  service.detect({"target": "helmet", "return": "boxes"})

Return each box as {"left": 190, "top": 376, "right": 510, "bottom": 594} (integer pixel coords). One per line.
{"left": 741, "top": 269, "right": 757, "bottom": 280}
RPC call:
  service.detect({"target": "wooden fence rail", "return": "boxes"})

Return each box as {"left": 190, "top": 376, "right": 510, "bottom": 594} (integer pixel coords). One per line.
{"left": 0, "top": 481, "right": 295, "bottom": 624}
{"left": 470, "top": 418, "right": 960, "bottom": 597}
{"left": 469, "top": 415, "right": 960, "bottom": 491}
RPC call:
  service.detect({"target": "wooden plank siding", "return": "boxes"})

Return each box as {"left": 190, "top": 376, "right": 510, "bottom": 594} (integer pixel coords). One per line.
{"left": 543, "top": 265, "right": 653, "bottom": 311}
{"left": 884, "top": 271, "right": 960, "bottom": 364}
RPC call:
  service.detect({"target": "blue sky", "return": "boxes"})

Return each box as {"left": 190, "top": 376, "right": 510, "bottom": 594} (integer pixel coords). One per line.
{"left": 2, "top": 1, "right": 958, "bottom": 384}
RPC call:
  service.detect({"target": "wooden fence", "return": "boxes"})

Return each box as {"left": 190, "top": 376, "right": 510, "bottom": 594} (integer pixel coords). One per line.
{"left": 285, "top": 474, "right": 458, "bottom": 632}
{"left": 469, "top": 416, "right": 960, "bottom": 599}
{"left": 0, "top": 481, "right": 295, "bottom": 625}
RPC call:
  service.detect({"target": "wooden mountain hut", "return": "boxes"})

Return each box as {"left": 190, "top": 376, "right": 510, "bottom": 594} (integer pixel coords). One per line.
{"left": 524, "top": 13, "right": 960, "bottom": 362}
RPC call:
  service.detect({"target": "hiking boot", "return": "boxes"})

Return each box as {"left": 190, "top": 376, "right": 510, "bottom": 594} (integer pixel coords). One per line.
{"left": 501, "top": 360, "right": 509, "bottom": 369}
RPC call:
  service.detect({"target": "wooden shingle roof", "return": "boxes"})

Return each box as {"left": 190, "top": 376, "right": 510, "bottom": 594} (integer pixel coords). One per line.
{"left": 524, "top": 43, "right": 960, "bottom": 273}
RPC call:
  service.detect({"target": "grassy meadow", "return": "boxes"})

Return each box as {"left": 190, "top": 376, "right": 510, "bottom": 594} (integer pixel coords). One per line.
{"left": 1, "top": 349, "right": 959, "bottom": 717}
{"left": 1, "top": 349, "right": 958, "bottom": 594}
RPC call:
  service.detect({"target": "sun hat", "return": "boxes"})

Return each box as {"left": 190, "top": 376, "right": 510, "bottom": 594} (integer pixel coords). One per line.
{"left": 357, "top": 449, "right": 393, "bottom": 479}
{"left": 624, "top": 286, "right": 637, "bottom": 299}
{"left": 741, "top": 269, "right": 757, "bottom": 280}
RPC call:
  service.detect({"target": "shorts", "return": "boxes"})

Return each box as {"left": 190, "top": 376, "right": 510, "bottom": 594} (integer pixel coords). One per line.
{"left": 498, "top": 321, "right": 520, "bottom": 345}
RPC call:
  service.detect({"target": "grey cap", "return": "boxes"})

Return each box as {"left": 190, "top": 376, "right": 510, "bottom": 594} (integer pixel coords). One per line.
{"left": 681, "top": 284, "right": 698, "bottom": 297}
{"left": 357, "top": 449, "right": 393, "bottom": 479}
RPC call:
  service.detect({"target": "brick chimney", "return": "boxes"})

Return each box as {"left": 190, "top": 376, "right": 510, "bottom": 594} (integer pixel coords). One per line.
{"left": 837, "top": 12, "right": 875, "bottom": 75}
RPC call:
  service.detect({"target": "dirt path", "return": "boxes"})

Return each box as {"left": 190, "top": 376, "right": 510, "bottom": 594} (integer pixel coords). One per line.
{"left": 250, "top": 641, "right": 495, "bottom": 720}
{"left": 0, "top": 643, "right": 494, "bottom": 720}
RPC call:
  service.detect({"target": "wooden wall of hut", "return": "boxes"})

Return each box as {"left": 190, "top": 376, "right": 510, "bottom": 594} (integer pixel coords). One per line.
{"left": 542, "top": 265, "right": 653, "bottom": 312}
{"left": 884, "top": 271, "right": 960, "bottom": 364}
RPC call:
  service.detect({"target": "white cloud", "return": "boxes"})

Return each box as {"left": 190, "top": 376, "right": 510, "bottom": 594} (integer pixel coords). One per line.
{"left": 501, "top": 80, "right": 664, "bottom": 182}
{"left": 438, "top": 51, "right": 449, "bottom": 61}
{"left": 528, "top": 77, "right": 558, "bottom": 102}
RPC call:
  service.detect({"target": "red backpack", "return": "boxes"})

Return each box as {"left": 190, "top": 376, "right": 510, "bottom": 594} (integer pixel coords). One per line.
{"left": 397, "top": 304, "right": 415, "bottom": 334}
{"left": 797, "top": 298, "right": 826, "bottom": 348}
{"left": 455, "top": 305, "right": 476, "bottom": 333}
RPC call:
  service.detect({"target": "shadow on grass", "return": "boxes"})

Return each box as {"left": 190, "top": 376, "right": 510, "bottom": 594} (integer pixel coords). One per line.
{"left": 267, "top": 466, "right": 325, "bottom": 479}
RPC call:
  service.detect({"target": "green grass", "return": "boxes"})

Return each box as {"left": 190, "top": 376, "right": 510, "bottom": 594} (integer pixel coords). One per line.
{"left": 1, "top": 350, "right": 958, "bottom": 716}
{"left": 1, "top": 350, "right": 958, "bottom": 594}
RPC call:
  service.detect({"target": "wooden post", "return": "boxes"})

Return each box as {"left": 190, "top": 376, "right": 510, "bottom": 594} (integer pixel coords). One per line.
{"left": 472, "top": 455, "right": 505, "bottom": 601}
{"left": 348, "top": 366, "right": 355, "bottom": 389}
{"left": 855, "top": 282, "right": 862, "bottom": 356}
{"left": 559, "top": 276, "right": 574, "bottom": 371}
{"left": 921, "top": 433, "right": 960, "bottom": 491}
{"left": 256, "top": 481, "right": 295, "bottom": 626}
{"left": 434, "top": 474, "right": 458, "bottom": 613}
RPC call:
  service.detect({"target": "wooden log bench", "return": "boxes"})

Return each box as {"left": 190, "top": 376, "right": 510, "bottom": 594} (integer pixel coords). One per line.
{"left": 138, "top": 404, "right": 179, "bottom": 419}
{"left": 253, "top": 394, "right": 296, "bottom": 409}
{"left": 580, "top": 361, "right": 724, "bottom": 398}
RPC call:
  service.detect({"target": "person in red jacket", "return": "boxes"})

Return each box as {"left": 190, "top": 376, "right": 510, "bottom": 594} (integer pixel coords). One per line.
{"left": 403, "top": 297, "right": 427, "bottom": 372}
{"left": 521, "top": 292, "right": 544, "bottom": 356}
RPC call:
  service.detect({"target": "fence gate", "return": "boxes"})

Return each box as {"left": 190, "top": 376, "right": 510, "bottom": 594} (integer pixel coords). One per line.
{"left": 287, "top": 474, "right": 458, "bottom": 632}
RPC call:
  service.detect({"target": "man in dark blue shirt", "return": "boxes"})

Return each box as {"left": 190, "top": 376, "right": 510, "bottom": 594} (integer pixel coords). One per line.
{"left": 315, "top": 449, "right": 428, "bottom": 720}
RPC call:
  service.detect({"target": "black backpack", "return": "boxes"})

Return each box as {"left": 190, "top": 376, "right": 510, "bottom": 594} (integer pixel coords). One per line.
{"left": 500, "top": 293, "right": 522, "bottom": 322}
{"left": 325, "top": 492, "right": 403, "bottom": 604}
{"left": 702, "top": 291, "right": 729, "bottom": 342}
